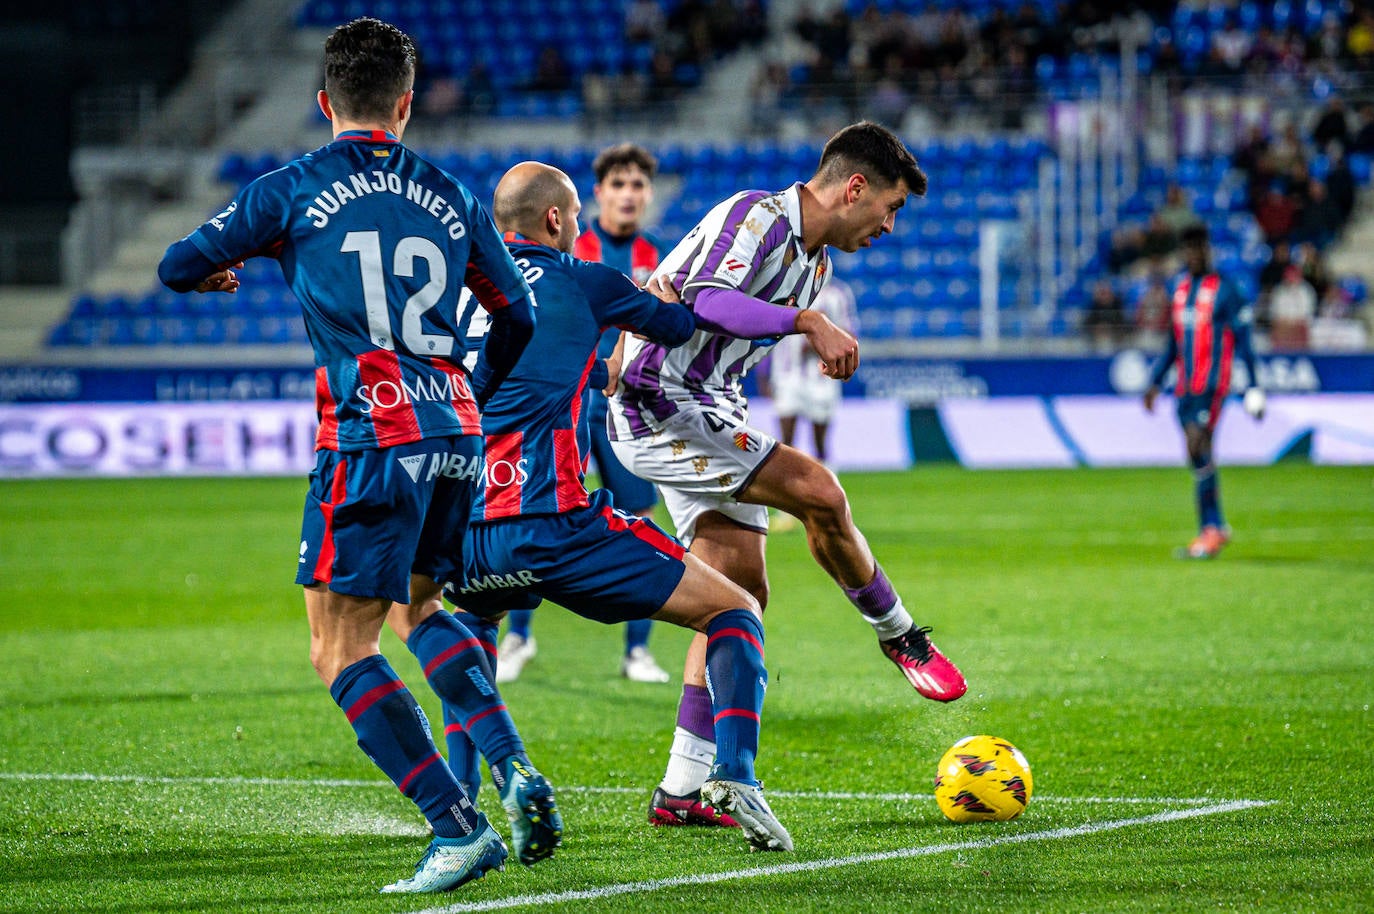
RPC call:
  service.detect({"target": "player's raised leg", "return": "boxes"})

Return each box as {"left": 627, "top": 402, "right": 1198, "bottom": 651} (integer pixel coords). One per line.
{"left": 740, "top": 444, "right": 967, "bottom": 702}
{"left": 307, "top": 586, "right": 507, "bottom": 892}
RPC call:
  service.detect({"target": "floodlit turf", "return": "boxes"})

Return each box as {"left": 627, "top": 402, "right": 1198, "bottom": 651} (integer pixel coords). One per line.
{"left": 1, "top": 465, "right": 1371, "bottom": 913}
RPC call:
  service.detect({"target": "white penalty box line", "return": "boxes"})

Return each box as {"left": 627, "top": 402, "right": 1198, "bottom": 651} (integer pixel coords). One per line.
{"left": 414, "top": 799, "right": 1274, "bottom": 914}
{"left": 0, "top": 773, "right": 1241, "bottom": 807}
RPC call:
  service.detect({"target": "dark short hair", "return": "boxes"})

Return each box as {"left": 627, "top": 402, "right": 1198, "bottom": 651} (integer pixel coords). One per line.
{"left": 592, "top": 143, "right": 658, "bottom": 182}
{"left": 815, "top": 121, "right": 927, "bottom": 196}
{"left": 1180, "top": 224, "right": 1209, "bottom": 246}
{"left": 324, "top": 17, "right": 416, "bottom": 123}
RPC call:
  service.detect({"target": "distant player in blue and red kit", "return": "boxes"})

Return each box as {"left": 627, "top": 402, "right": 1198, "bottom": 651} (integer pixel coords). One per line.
{"left": 494, "top": 143, "right": 671, "bottom": 685}
{"left": 429, "top": 161, "right": 792, "bottom": 852}
{"left": 1145, "top": 224, "right": 1266, "bottom": 559}
{"left": 157, "top": 18, "right": 560, "bottom": 894}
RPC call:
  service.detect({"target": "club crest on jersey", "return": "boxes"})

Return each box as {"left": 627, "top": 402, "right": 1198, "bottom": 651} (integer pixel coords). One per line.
{"left": 732, "top": 431, "right": 759, "bottom": 452}
{"left": 815, "top": 260, "right": 828, "bottom": 283}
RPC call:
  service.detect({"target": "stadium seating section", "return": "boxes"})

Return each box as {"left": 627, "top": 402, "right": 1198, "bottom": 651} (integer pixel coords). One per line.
{"left": 46, "top": 0, "right": 1372, "bottom": 348}
{"left": 48, "top": 134, "right": 1373, "bottom": 348}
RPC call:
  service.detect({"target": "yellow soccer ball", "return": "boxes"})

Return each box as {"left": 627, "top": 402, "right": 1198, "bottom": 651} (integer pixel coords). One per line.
{"left": 934, "top": 735, "right": 1033, "bottom": 822}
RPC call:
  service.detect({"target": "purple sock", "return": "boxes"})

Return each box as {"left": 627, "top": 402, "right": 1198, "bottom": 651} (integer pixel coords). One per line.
{"left": 676, "top": 683, "right": 715, "bottom": 741}
{"left": 843, "top": 564, "right": 899, "bottom": 619}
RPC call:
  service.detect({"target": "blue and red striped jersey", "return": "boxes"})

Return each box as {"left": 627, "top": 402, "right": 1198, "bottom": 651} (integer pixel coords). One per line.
{"left": 462, "top": 234, "right": 694, "bottom": 521}
{"left": 1150, "top": 272, "right": 1258, "bottom": 396}
{"left": 574, "top": 222, "right": 663, "bottom": 423}
{"left": 179, "top": 130, "right": 531, "bottom": 451}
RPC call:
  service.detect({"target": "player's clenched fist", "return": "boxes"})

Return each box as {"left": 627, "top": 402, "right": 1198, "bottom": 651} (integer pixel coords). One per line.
{"left": 796, "top": 309, "right": 859, "bottom": 380}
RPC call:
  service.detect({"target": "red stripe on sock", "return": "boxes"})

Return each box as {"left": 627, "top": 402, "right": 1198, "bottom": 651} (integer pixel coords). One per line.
{"left": 344, "top": 678, "right": 405, "bottom": 723}
{"left": 397, "top": 751, "right": 441, "bottom": 793}
{"left": 465, "top": 704, "right": 507, "bottom": 729}
{"left": 707, "top": 626, "right": 764, "bottom": 657}
{"left": 444, "top": 721, "right": 466, "bottom": 735}
{"left": 714, "top": 708, "right": 761, "bottom": 723}
{"left": 423, "top": 637, "right": 484, "bottom": 678}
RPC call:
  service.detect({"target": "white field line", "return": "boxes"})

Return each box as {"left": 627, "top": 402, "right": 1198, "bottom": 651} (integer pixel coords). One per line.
{"left": 412, "top": 800, "right": 1274, "bottom": 914}
{"left": 0, "top": 771, "right": 1234, "bottom": 806}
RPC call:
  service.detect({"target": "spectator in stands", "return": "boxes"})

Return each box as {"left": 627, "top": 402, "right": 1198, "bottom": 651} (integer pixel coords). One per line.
{"left": 1295, "top": 241, "right": 1333, "bottom": 301}
{"left": 1232, "top": 123, "right": 1270, "bottom": 178}
{"left": 1311, "top": 96, "right": 1350, "bottom": 153}
{"left": 1349, "top": 103, "right": 1374, "bottom": 154}
{"left": 1269, "top": 121, "right": 1307, "bottom": 175}
{"left": 1082, "top": 279, "right": 1126, "bottom": 352}
{"left": 1348, "top": 8, "right": 1374, "bottom": 65}
{"left": 1325, "top": 145, "right": 1357, "bottom": 224}
{"left": 1268, "top": 265, "right": 1317, "bottom": 350}
{"left": 465, "top": 63, "right": 496, "bottom": 117}
{"left": 1107, "top": 224, "right": 1146, "bottom": 274}
{"left": 1259, "top": 239, "right": 1295, "bottom": 297}
{"left": 625, "top": 0, "right": 665, "bottom": 44}
{"left": 531, "top": 45, "right": 573, "bottom": 93}
{"left": 1132, "top": 272, "right": 1171, "bottom": 347}
{"left": 1291, "top": 178, "right": 1343, "bottom": 249}
{"left": 1254, "top": 183, "right": 1299, "bottom": 244}
{"left": 1157, "top": 183, "right": 1202, "bottom": 235}
{"left": 1139, "top": 212, "right": 1179, "bottom": 271}
{"left": 1213, "top": 18, "right": 1253, "bottom": 74}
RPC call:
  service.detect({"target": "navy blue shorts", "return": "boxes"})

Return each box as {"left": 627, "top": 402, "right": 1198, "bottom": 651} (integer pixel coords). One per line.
{"left": 1175, "top": 390, "right": 1226, "bottom": 433}
{"left": 449, "top": 487, "right": 687, "bottom": 624}
{"left": 588, "top": 407, "right": 657, "bottom": 513}
{"left": 296, "top": 435, "right": 483, "bottom": 604}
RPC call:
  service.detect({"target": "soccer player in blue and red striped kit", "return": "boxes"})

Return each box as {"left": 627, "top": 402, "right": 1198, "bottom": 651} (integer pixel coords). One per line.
{"left": 158, "top": 17, "right": 560, "bottom": 893}
{"left": 1145, "top": 224, "right": 1266, "bottom": 559}
{"left": 495, "top": 143, "right": 672, "bottom": 685}
{"left": 418, "top": 160, "right": 792, "bottom": 852}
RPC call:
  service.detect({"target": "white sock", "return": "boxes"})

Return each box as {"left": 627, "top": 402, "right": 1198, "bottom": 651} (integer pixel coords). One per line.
{"left": 659, "top": 726, "right": 715, "bottom": 796}
{"left": 866, "top": 599, "right": 913, "bottom": 641}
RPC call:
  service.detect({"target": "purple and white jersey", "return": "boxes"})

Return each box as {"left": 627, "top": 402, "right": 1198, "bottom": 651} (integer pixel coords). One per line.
{"left": 609, "top": 183, "right": 832, "bottom": 439}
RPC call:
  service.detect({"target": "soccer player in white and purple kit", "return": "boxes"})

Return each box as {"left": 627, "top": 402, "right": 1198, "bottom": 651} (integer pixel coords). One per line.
{"left": 608, "top": 122, "right": 968, "bottom": 827}
{"left": 158, "top": 18, "right": 557, "bottom": 893}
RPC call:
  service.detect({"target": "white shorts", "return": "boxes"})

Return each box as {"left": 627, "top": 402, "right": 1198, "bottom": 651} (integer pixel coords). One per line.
{"left": 772, "top": 372, "right": 842, "bottom": 424}
{"left": 609, "top": 406, "right": 776, "bottom": 547}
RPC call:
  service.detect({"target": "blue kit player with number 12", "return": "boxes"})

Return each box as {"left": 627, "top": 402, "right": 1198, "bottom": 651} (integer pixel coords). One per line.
{"left": 158, "top": 17, "right": 562, "bottom": 894}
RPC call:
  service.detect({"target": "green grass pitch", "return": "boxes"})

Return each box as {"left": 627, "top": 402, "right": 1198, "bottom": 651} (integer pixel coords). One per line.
{"left": 1, "top": 465, "right": 1371, "bottom": 913}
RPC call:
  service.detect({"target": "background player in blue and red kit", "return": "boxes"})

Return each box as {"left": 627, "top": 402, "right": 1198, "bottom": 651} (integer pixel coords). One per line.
{"left": 495, "top": 143, "right": 671, "bottom": 684}
{"left": 1145, "top": 224, "right": 1266, "bottom": 559}
{"left": 157, "top": 18, "right": 560, "bottom": 894}
{"left": 432, "top": 161, "right": 793, "bottom": 852}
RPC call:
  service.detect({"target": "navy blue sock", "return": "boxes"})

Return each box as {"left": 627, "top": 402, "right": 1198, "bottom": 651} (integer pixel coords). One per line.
{"left": 624, "top": 618, "right": 653, "bottom": 653}
{"left": 703, "top": 609, "right": 767, "bottom": 785}
{"left": 441, "top": 611, "right": 499, "bottom": 798}
{"left": 408, "top": 611, "right": 526, "bottom": 769}
{"left": 329, "top": 655, "right": 476, "bottom": 839}
{"left": 1191, "top": 452, "right": 1223, "bottom": 529}
{"left": 507, "top": 609, "right": 534, "bottom": 640}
